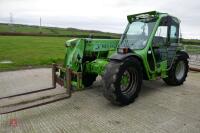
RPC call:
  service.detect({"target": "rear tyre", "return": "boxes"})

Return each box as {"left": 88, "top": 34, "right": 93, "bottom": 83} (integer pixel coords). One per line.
{"left": 163, "top": 54, "right": 188, "bottom": 85}
{"left": 103, "top": 58, "right": 143, "bottom": 105}
{"left": 82, "top": 73, "right": 98, "bottom": 87}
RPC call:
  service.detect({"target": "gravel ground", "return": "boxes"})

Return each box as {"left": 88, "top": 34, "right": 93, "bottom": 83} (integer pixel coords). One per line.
{"left": 0, "top": 68, "right": 200, "bottom": 133}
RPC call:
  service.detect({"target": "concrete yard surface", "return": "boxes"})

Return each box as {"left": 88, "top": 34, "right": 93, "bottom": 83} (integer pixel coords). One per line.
{"left": 0, "top": 68, "right": 200, "bottom": 133}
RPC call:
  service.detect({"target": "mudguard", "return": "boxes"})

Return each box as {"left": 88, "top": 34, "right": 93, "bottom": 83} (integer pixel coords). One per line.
{"left": 109, "top": 53, "right": 135, "bottom": 61}
{"left": 177, "top": 51, "right": 189, "bottom": 59}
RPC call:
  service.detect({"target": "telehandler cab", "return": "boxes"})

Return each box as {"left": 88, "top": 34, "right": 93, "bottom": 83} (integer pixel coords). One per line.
{"left": 0, "top": 11, "right": 189, "bottom": 114}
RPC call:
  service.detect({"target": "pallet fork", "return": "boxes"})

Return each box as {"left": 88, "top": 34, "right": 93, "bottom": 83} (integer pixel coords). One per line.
{"left": 0, "top": 64, "right": 82, "bottom": 115}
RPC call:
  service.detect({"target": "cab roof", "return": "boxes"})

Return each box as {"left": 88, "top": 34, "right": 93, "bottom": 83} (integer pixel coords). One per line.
{"left": 127, "top": 11, "right": 180, "bottom": 23}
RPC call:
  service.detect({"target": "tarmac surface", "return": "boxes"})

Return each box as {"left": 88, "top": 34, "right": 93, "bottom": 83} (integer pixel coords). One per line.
{"left": 0, "top": 68, "right": 200, "bottom": 133}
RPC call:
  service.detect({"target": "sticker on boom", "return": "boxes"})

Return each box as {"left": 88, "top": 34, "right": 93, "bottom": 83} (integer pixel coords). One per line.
{"left": 93, "top": 43, "right": 117, "bottom": 51}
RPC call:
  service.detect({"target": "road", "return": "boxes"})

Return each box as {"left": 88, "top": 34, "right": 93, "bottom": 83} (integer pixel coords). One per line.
{"left": 0, "top": 68, "right": 200, "bottom": 133}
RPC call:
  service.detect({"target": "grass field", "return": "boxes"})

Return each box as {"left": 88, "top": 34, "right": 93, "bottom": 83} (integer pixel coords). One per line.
{"left": 0, "top": 36, "right": 70, "bottom": 71}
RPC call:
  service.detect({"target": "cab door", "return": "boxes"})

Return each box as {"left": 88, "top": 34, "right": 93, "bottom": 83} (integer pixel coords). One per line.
{"left": 167, "top": 18, "right": 180, "bottom": 68}
{"left": 151, "top": 17, "right": 170, "bottom": 73}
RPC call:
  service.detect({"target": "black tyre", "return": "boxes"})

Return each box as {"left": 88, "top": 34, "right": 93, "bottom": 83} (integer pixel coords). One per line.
{"left": 103, "top": 58, "right": 143, "bottom": 105}
{"left": 163, "top": 54, "right": 188, "bottom": 85}
{"left": 82, "top": 73, "right": 98, "bottom": 87}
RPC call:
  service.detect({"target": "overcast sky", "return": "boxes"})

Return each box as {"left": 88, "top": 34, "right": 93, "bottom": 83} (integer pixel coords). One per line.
{"left": 0, "top": 0, "right": 199, "bottom": 39}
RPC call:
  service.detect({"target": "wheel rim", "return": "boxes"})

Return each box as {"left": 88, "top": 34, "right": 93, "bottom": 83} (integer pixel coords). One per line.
{"left": 121, "top": 71, "right": 131, "bottom": 91}
{"left": 175, "top": 61, "right": 186, "bottom": 80}
{"left": 120, "top": 69, "right": 138, "bottom": 96}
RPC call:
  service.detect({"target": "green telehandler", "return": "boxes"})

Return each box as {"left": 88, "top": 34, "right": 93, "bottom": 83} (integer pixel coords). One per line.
{"left": 0, "top": 11, "right": 189, "bottom": 114}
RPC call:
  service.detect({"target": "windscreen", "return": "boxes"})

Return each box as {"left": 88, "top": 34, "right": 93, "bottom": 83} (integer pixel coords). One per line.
{"left": 119, "top": 19, "right": 156, "bottom": 50}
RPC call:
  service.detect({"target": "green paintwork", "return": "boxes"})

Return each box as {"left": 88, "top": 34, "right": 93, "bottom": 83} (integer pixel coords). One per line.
{"left": 61, "top": 38, "right": 119, "bottom": 90}
{"left": 85, "top": 59, "right": 109, "bottom": 75}
{"left": 59, "top": 11, "right": 185, "bottom": 90}
{"left": 121, "top": 74, "right": 130, "bottom": 87}
{"left": 64, "top": 38, "right": 119, "bottom": 72}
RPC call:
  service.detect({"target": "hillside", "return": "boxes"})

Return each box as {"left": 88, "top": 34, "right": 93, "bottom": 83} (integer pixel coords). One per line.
{"left": 0, "top": 23, "right": 120, "bottom": 38}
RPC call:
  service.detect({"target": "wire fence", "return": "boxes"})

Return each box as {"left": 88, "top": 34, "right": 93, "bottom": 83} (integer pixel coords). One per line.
{"left": 184, "top": 45, "right": 200, "bottom": 67}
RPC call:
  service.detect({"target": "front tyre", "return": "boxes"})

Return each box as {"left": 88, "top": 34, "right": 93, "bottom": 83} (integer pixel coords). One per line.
{"left": 103, "top": 58, "right": 143, "bottom": 105}
{"left": 163, "top": 54, "right": 189, "bottom": 85}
